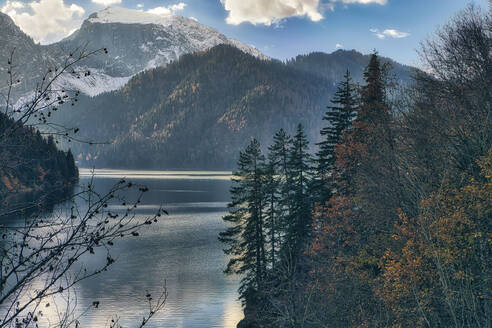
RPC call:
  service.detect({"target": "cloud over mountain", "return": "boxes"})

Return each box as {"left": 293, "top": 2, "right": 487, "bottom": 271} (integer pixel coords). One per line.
{"left": 146, "top": 3, "right": 186, "bottom": 15}
{"left": 221, "top": 0, "right": 323, "bottom": 25}
{"left": 220, "top": 0, "right": 389, "bottom": 26}
{"left": 1, "top": 0, "right": 84, "bottom": 44}
{"left": 92, "top": 0, "right": 122, "bottom": 6}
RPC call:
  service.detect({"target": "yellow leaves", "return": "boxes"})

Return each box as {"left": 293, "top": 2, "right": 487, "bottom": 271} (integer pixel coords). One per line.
{"left": 478, "top": 148, "right": 492, "bottom": 181}
{"left": 379, "top": 149, "right": 492, "bottom": 325}
{"left": 454, "top": 270, "right": 466, "bottom": 280}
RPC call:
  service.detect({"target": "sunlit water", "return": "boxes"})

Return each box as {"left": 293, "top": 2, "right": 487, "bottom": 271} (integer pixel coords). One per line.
{"left": 6, "top": 170, "right": 243, "bottom": 328}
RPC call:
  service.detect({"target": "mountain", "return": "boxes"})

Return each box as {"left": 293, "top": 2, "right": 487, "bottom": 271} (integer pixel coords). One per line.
{"left": 0, "top": 13, "right": 56, "bottom": 101}
{"left": 0, "top": 7, "right": 267, "bottom": 99}
{"left": 1, "top": 7, "right": 416, "bottom": 170}
{"left": 51, "top": 45, "right": 415, "bottom": 169}
{"left": 287, "top": 49, "right": 415, "bottom": 85}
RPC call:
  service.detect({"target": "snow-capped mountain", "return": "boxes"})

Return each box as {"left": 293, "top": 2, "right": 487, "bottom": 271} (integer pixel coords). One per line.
{"left": 0, "top": 7, "right": 268, "bottom": 100}
{"left": 56, "top": 7, "right": 267, "bottom": 77}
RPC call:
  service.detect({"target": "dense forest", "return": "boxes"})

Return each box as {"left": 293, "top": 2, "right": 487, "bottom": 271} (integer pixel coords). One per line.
{"left": 220, "top": 6, "right": 491, "bottom": 328}
{"left": 0, "top": 111, "right": 78, "bottom": 212}
{"left": 50, "top": 46, "right": 413, "bottom": 169}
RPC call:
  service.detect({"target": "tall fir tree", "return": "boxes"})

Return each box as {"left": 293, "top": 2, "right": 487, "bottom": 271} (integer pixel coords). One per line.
{"left": 267, "top": 129, "right": 292, "bottom": 251}
{"left": 356, "top": 52, "right": 401, "bottom": 227}
{"left": 315, "top": 70, "right": 358, "bottom": 202}
{"left": 311, "top": 52, "right": 400, "bottom": 326}
{"left": 219, "top": 139, "right": 267, "bottom": 301}
{"left": 263, "top": 159, "right": 280, "bottom": 271}
{"left": 285, "top": 124, "right": 313, "bottom": 257}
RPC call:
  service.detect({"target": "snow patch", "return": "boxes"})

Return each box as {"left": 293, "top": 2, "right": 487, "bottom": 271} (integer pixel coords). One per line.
{"left": 88, "top": 7, "right": 176, "bottom": 26}
{"left": 56, "top": 70, "right": 131, "bottom": 97}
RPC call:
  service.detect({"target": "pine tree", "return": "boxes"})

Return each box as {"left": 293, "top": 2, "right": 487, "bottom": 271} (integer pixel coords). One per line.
{"left": 355, "top": 51, "right": 401, "bottom": 225}
{"left": 359, "top": 52, "right": 386, "bottom": 123}
{"left": 267, "top": 129, "right": 292, "bottom": 251}
{"left": 219, "top": 139, "right": 267, "bottom": 300}
{"left": 285, "top": 124, "right": 313, "bottom": 256}
{"left": 311, "top": 52, "right": 400, "bottom": 326}
{"left": 263, "top": 159, "right": 280, "bottom": 271}
{"left": 315, "top": 70, "right": 358, "bottom": 202}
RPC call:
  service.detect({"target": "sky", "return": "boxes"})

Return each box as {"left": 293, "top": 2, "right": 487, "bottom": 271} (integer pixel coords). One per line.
{"left": 0, "top": 0, "right": 489, "bottom": 66}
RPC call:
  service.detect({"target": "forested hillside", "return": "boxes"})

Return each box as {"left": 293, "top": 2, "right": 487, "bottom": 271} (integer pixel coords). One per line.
{"left": 220, "top": 6, "right": 491, "bottom": 328}
{"left": 0, "top": 112, "right": 78, "bottom": 211}
{"left": 52, "top": 45, "right": 331, "bottom": 168}
{"left": 52, "top": 45, "right": 414, "bottom": 169}
{"left": 287, "top": 49, "right": 413, "bottom": 85}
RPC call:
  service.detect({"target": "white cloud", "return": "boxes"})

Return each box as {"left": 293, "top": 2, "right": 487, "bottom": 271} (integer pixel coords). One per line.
{"left": 221, "top": 0, "right": 323, "bottom": 26}
{"left": 169, "top": 3, "right": 186, "bottom": 11}
{"left": 146, "top": 2, "right": 187, "bottom": 15}
{"left": 335, "top": 43, "right": 343, "bottom": 49}
{"left": 382, "top": 29, "right": 409, "bottom": 38}
{"left": 333, "top": 0, "right": 387, "bottom": 4}
{"left": 91, "top": 0, "right": 122, "bottom": 6}
{"left": 1, "top": 0, "right": 85, "bottom": 44}
{"left": 370, "top": 28, "right": 409, "bottom": 39}
{"left": 189, "top": 16, "right": 198, "bottom": 21}
{"left": 136, "top": 3, "right": 144, "bottom": 8}
{"left": 1, "top": 1, "right": 25, "bottom": 14}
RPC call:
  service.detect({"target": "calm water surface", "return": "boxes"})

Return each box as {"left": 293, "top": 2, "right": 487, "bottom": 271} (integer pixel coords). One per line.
{"left": 57, "top": 169, "right": 241, "bottom": 327}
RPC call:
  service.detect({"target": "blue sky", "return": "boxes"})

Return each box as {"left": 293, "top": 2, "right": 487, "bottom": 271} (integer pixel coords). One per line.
{"left": 1, "top": 0, "right": 488, "bottom": 66}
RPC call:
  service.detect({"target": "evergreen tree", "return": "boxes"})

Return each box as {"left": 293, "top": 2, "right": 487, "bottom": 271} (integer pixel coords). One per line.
{"left": 355, "top": 52, "right": 401, "bottom": 225}
{"left": 285, "top": 124, "right": 313, "bottom": 256}
{"left": 267, "top": 129, "right": 292, "bottom": 252}
{"left": 315, "top": 70, "right": 358, "bottom": 202}
{"left": 219, "top": 139, "right": 267, "bottom": 301}
{"left": 263, "top": 159, "right": 280, "bottom": 271}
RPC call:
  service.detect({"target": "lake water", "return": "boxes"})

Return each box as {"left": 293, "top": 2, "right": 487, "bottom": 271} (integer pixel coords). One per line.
{"left": 46, "top": 169, "right": 242, "bottom": 327}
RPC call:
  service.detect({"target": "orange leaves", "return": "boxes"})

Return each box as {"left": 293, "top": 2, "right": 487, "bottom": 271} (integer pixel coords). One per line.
{"left": 378, "top": 150, "right": 492, "bottom": 326}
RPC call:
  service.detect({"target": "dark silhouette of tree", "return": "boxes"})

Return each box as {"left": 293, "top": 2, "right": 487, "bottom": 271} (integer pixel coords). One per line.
{"left": 219, "top": 139, "right": 267, "bottom": 302}
{"left": 315, "top": 69, "right": 358, "bottom": 202}
{"left": 285, "top": 124, "right": 313, "bottom": 257}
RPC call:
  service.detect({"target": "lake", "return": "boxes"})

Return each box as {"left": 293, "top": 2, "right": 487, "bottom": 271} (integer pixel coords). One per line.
{"left": 38, "top": 169, "right": 242, "bottom": 328}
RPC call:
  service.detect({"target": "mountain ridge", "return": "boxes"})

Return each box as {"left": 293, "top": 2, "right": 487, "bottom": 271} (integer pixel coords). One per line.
{"left": 0, "top": 6, "right": 267, "bottom": 100}
{"left": 51, "top": 44, "right": 415, "bottom": 169}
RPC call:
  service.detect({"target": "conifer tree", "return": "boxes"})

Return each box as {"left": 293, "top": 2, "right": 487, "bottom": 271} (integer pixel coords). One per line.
{"left": 310, "top": 53, "right": 399, "bottom": 326}
{"left": 285, "top": 124, "right": 313, "bottom": 256}
{"left": 316, "top": 70, "right": 358, "bottom": 202}
{"left": 355, "top": 52, "right": 401, "bottom": 226}
{"left": 267, "top": 129, "right": 292, "bottom": 250}
{"left": 219, "top": 139, "right": 267, "bottom": 300}
{"left": 263, "top": 159, "right": 280, "bottom": 271}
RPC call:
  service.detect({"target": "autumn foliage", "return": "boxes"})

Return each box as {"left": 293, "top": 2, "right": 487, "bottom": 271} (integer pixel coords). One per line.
{"left": 224, "top": 5, "right": 490, "bottom": 327}
{"left": 309, "top": 5, "right": 491, "bottom": 328}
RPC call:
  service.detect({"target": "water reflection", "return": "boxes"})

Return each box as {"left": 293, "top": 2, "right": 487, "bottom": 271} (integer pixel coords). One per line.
{"left": 42, "top": 170, "right": 241, "bottom": 327}
{"left": 79, "top": 169, "right": 233, "bottom": 181}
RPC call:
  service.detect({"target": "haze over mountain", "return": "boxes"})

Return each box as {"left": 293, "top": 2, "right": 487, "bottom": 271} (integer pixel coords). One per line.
{"left": 0, "top": 6, "right": 267, "bottom": 99}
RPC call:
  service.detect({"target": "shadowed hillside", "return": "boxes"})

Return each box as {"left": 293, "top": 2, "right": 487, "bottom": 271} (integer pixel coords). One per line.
{"left": 53, "top": 45, "right": 414, "bottom": 169}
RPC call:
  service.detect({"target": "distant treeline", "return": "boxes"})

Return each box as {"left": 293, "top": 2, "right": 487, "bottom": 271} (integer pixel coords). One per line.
{"left": 221, "top": 6, "right": 491, "bottom": 328}
{"left": 0, "top": 112, "right": 78, "bottom": 213}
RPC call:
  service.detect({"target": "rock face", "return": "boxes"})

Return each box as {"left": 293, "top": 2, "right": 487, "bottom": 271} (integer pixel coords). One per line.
{"left": 0, "top": 7, "right": 267, "bottom": 99}
{"left": 0, "top": 13, "right": 55, "bottom": 100}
